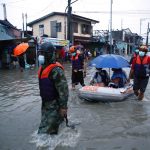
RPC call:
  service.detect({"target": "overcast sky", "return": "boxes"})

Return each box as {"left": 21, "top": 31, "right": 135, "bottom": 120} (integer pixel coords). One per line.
{"left": 0, "top": 0, "right": 150, "bottom": 39}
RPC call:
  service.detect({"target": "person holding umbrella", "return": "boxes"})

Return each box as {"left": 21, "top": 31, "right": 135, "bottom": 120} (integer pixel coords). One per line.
{"left": 128, "top": 45, "right": 150, "bottom": 100}
{"left": 37, "top": 42, "right": 69, "bottom": 134}
{"left": 13, "top": 42, "right": 29, "bottom": 72}
{"left": 18, "top": 54, "right": 25, "bottom": 72}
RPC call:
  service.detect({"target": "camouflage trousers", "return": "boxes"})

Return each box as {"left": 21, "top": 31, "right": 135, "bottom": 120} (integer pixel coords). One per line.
{"left": 38, "top": 100, "right": 64, "bottom": 134}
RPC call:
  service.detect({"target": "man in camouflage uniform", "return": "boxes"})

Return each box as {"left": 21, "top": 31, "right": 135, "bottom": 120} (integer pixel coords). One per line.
{"left": 37, "top": 42, "right": 69, "bottom": 134}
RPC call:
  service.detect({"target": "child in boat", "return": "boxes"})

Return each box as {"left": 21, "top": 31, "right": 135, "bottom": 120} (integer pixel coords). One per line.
{"left": 108, "top": 68, "right": 127, "bottom": 88}
{"left": 90, "top": 68, "right": 110, "bottom": 86}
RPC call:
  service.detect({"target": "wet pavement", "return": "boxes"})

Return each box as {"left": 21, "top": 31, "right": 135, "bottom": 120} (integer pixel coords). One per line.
{"left": 0, "top": 62, "right": 150, "bottom": 150}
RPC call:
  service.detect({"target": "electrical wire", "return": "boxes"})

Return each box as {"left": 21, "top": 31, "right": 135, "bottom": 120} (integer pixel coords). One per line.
{"left": 1, "top": 0, "right": 59, "bottom": 19}
{"left": 73, "top": 10, "right": 150, "bottom": 15}
{"left": 1, "top": 0, "right": 27, "bottom": 5}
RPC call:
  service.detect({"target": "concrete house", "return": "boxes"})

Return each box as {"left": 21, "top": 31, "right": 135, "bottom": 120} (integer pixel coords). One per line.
{"left": 27, "top": 12, "right": 99, "bottom": 45}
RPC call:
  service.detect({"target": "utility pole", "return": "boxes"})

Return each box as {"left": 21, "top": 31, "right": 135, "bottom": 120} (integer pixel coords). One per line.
{"left": 2, "top": 3, "right": 7, "bottom": 20}
{"left": 109, "top": 0, "right": 113, "bottom": 54}
{"left": 22, "top": 13, "right": 25, "bottom": 38}
{"left": 25, "top": 13, "right": 27, "bottom": 36}
{"left": 146, "top": 22, "right": 149, "bottom": 46}
{"left": 67, "top": 0, "right": 72, "bottom": 44}
{"left": 65, "top": 0, "right": 79, "bottom": 44}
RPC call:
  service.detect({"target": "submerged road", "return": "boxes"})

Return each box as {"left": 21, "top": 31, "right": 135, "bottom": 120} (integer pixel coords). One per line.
{"left": 0, "top": 62, "right": 150, "bottom": 150}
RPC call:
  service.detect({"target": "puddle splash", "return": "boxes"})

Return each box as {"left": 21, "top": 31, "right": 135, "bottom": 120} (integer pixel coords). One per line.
{"left": 30, "top": 124, "right": 80, "bottom": 150}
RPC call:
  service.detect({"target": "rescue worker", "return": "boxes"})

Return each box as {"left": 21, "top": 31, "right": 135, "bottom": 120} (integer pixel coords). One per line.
{"left": 37, "top": 42, "right": 69, "bottom": 134}
{"left": 90, "top": 68, "right": 110, "bottom": 86}
{"left": 70, "top": 46, "right": 86, "bottom": 89}
{"left": 128, "top": 45, "right": 150, "bottom": 100}
{"left": 108, "top": 68, "right": 127, "bottom": 88}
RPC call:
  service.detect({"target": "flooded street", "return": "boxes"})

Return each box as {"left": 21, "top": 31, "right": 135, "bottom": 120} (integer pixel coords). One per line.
{"left": 0, "top": 63, "right": 150, "bottom": 150}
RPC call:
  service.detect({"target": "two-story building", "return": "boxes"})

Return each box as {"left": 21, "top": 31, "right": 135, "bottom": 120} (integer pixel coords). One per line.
{"left": 27, "top": 12, "right": 99, "bottom": 46}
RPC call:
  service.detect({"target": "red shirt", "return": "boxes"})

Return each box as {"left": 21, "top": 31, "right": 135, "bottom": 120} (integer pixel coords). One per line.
{"left": 60, "top": 48, "right": 65, "bottom": 58}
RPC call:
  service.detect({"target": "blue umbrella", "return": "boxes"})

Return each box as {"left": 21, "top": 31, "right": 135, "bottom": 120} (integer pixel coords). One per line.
{"left": 89, "top": 54, "right": 130, "bottom": 68}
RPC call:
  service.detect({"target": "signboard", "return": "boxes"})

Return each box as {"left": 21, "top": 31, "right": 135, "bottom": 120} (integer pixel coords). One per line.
{"left": 39, "top": 37, "right": 70, "bottom": 47}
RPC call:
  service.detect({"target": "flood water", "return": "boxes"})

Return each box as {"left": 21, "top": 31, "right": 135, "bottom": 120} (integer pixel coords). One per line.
{"left": 0, "top": 62, "right": 150, "bottom": 150}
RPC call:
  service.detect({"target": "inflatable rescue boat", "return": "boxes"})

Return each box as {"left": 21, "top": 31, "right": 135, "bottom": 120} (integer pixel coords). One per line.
{"left": 78, "top": 84, "right": 133, "bottom": 102}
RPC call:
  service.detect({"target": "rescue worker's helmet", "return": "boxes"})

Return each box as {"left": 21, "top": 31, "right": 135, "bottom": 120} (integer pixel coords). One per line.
{"left": 69, "top": 46, "right": 77, "bottom": 53}
{"left": 139, "top": 45, "right": 148, "bottom": 52}
{"left": 38, "top": 42, "right": 56, "bottom": 65}
{"left": 39, "top": 42, "right": 56, "bottom": 53}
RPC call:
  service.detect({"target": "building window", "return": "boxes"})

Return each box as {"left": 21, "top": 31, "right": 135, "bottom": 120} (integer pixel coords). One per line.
{"left": 73, "top": 22, "right": 78, "bottom": 33}
{"left": 81, "top": 24, "right": 91, "bottom": 34}
{"left": 39, "top": 24, "right": 44, "bottom": 36}
{"left": 56, "top": 22, "right": 61, "bottom": 32}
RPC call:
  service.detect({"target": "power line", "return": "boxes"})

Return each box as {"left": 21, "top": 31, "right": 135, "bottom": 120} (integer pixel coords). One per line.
{"left": 40, "top": 0, "right": 56, "bottom": 13}
{"left": 73, "top": 10, "right": 150, "bottom": 15}
{"left": 1, "top": 3, "right": 38, "bottom": 12}
{"left": 0, "top": 1, "right": 56, "bottom": 19}
{"left": 1, "top": 0, "right": 26, "bottom": 4}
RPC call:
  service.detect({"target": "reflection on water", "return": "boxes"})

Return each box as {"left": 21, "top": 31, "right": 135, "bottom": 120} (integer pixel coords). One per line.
{"left": 0, "top": 64, "right": 150, "bottom": 150}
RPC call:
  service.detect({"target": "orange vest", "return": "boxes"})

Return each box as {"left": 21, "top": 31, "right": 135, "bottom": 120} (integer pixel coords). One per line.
{"left": 38, "top": 62, "right": 64, "bottom": 100}
{"left": 38, "top": 62, "right": 64, "bottom": 78}
{"left": 134, "top": 55, "right": 150, "bottom": 78}
{"left": 135, "top": 55, "right": 148, "bottom": 65}
{"left": 71, "top": 53, "right": 80, "bottom": 60}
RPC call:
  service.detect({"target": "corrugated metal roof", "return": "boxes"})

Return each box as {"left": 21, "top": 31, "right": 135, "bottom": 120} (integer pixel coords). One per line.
{"left": 0, "top": 19, "right": 18, "bottom": 29}
{"left": 0, "top": 24, "right": 14, "bottom": 40}
{"left": 0, "top": 20, "right": 21, "bottom": 41}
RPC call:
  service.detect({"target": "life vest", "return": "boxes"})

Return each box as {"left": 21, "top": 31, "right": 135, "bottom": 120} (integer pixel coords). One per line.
{"left": 71, "top": 54, "right": 83, "bottom": 70}
{"left": 38, "top": 62, "right": 64, "bottom": 101}
{"left": 111, "top": 70, "right": 127, "bottom": 88}
{"left": 134, "top": 55, "right": 150, "bottom": 78}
